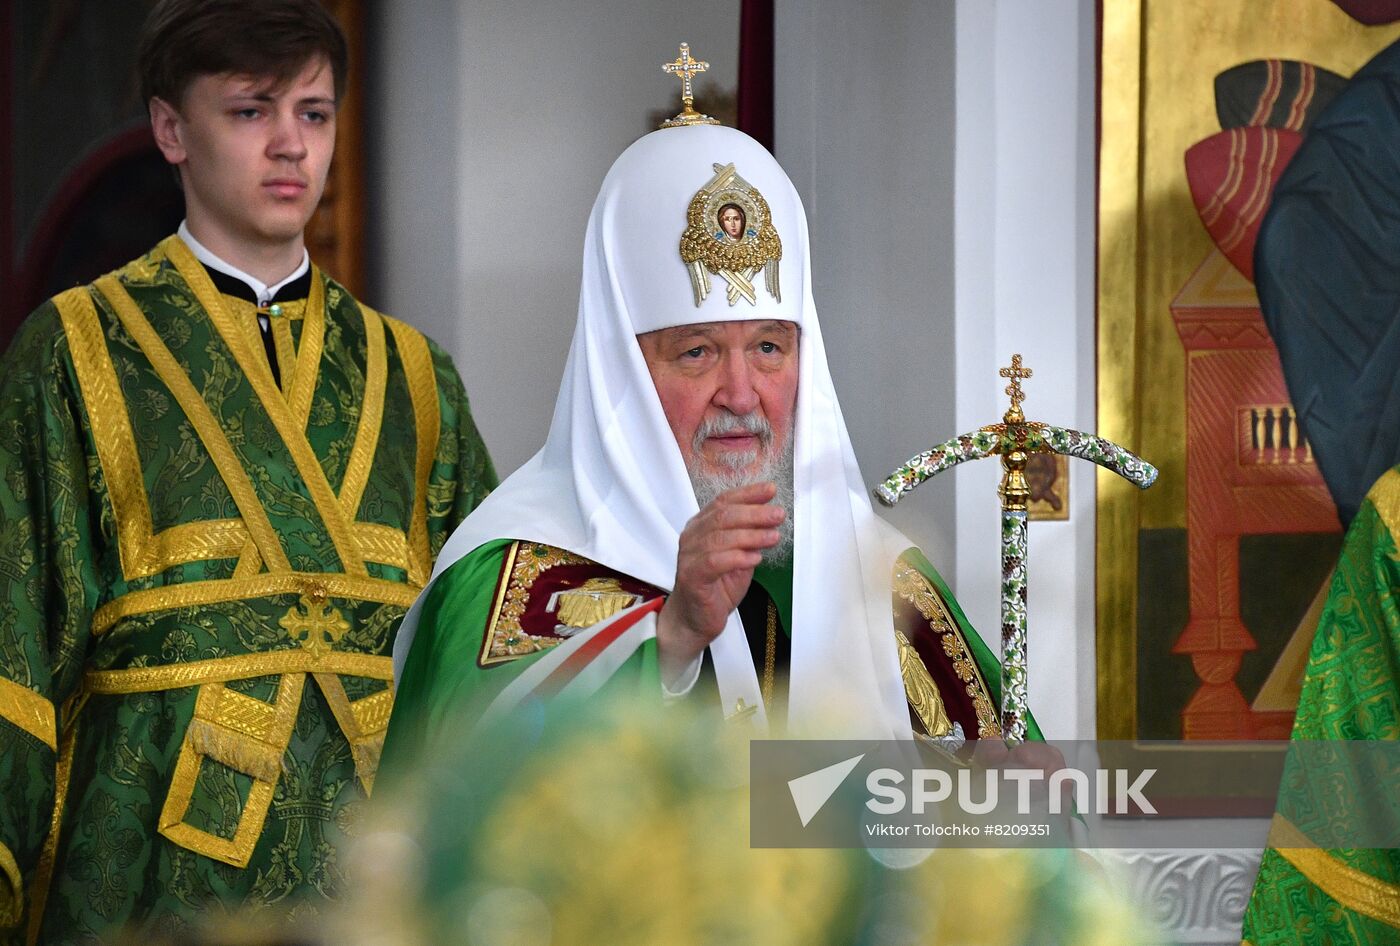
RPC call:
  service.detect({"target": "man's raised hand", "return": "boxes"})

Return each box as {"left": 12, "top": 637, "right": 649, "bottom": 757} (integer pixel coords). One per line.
{"left": 657, "top": 481, "right": 785, "bottom": 687}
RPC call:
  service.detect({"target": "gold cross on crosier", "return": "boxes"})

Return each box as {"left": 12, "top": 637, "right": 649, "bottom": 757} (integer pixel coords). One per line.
{"left": 999, "top": 354, "right": 1033, "bottom": 416}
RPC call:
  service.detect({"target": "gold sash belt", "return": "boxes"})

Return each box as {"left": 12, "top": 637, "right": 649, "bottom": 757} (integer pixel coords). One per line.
{"left": 84, "top": 649, "right": 393, "bottom": 694}
{"left": 91, "top": 573, "right": 418, "bottom": 637}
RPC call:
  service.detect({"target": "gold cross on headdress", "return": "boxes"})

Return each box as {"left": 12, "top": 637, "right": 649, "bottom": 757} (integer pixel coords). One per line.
{"left": 999, "top": 354, "right": 1033, "bottom": 422}
{"left": 664, "top": 42, "right": 708, "bottom": 101}
{"left": 661, "top": 42, "right": 721, "bottom": 128}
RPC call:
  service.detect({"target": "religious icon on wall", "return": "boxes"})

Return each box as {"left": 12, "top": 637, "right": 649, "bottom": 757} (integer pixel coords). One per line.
{"left": 1026, "top": 454, "right": 1068, "bottom": 522}
{"left": 1097, "top": 0, "right": 1400, "bottom": 741}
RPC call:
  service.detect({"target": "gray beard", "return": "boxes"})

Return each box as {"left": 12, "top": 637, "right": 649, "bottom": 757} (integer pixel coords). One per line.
{"left": 686, "top": 413, "right": 795, "bottom": 566}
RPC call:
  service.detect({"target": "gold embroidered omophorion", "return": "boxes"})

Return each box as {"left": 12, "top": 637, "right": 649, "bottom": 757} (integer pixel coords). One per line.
{"left": 893, "top": 559, "right": 1001, "bottom": 738}
{"left": 477, "top": 541, "right": 665, "bottom": 666}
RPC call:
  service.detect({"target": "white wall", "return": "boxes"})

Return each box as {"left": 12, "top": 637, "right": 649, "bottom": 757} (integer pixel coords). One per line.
{"left": 369, "top": 1, "right": 739, "bottom": 476}
{"left": 775, "top": 0, "right": 959, "bottom": 576}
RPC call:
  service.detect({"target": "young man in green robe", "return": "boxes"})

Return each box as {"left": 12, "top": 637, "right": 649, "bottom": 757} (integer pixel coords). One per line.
{"left": 386, "top": 117, "right": 1040, "bottom": 767}
{"left": 1240, "top": 467, "right": 1400, "bottom": 945}
{"left": 0, "top": 1, "right": 495, "bottom": 941}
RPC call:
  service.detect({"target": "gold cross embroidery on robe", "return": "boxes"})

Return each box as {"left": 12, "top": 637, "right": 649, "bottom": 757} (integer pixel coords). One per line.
{"left": 280, "top": 591, "right": 351, "bottom": 658}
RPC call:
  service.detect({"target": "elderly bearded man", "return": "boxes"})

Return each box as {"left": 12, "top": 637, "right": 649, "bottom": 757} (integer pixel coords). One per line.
{"left": 385, "top": 123, "right": 1035, "bottom": 748}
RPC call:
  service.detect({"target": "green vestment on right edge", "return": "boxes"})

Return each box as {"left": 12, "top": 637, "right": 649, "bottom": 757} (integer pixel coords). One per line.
{"left": 1241, "top": 468, "right": 1400, "bottom": 944}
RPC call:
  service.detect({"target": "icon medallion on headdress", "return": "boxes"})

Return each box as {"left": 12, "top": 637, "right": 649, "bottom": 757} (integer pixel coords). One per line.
{"left": 680, "top": 162, "right": 782, "bottom": 307}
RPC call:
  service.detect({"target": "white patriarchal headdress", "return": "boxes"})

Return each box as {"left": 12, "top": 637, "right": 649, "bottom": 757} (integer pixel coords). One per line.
{"left": 394, "top": 123, "right": 910, "bottom": 740}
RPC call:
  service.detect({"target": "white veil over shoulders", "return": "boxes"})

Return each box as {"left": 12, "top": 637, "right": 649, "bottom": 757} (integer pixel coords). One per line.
{"left": 394, "top": 125, "right": 912, "bottom": 739}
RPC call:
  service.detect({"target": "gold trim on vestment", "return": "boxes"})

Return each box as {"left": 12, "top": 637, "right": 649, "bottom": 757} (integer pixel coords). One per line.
{"left": 895, "top": 629, "right": 954, "bottom": 738}
{"left": 54, "top": 286, "right": 148, "bottom": 576}
{"left": 233, "top": 540, "right": 263, "bottom": 579}
{"left": 83, "top": 650, "right": 393, "bottom": 694}
{"left": 56, "top": 287, "right": 264, "bottom": 578}
{"left": 27, "top": 697, "right": 81, "bottom": 946}
{"left": 762, "top": 600, "right": 777, "bottom": 709}
{"left": 144, "top": 519, "right": 249, "bottom": 569}
{"left": 1366, "top": 468, "right": 1400, "bottom": 544}
{"left": 284, "top": 275, "right": 326, "bottom": 430}
{"left": 0, "top": 677, "right": 56, "bottom": 751}
{"left": 1270, "top": 816, "right": 1400, "bottom": 929}
{"left": 338, "top": 306, "right": 388, "bottom": 521}
{"left": 160, "top": 237, "right": 367, "bottom": 577}
{"left": 383, "top": 315, "right": 439, "bottom": 586}
{"left": 353, "top": 522, "right": 411, "bottom": 571}
{"left": 313, "top": 672, "right": 393, "bottom": 794}
{"left": 90, "top": 572, "right": 417, "bottom": 637}
{"left": 84, "top": 651, "right": 394, "bottom": 864}
{"left": 892, "top": 560, "right": 1000, "bottom": 737}
{"left": 158, "top": 674, "right": 305, "bottom": 868}
{"left": 0, "top": 840, "right": 20, "bottom": 928}
{"left": 94, "top": 273, "right": 293, "bottom": 573}
{"left": 480, "top": 540, "right": 523, "bottom": 665}
{"left": 479, "top": 542, "right": 587, "bottom": 665}
{"left": 269, "top": 312, "right": 297, "bottom": 395}
{"left": 54, "top": 287, "right": 159, "bottom": 579}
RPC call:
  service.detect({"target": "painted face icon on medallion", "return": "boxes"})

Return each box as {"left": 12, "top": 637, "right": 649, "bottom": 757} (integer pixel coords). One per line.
{"left": 718, "top": 203, "right": 746, "bottom": 242}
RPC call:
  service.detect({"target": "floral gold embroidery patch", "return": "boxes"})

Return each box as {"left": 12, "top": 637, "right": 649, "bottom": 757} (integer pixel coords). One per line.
{"left": 479, "top": 542, "right": 663, "bottom": 666}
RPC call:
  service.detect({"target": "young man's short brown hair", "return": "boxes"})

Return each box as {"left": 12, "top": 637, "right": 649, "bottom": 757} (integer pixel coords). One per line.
{"left": 138, "top": 0, "right": 348, "bottom": 107}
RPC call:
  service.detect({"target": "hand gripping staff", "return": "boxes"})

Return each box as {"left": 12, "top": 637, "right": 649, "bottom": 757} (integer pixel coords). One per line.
{"left": 873, "top": 355, "right": 1157, "bottom": 743}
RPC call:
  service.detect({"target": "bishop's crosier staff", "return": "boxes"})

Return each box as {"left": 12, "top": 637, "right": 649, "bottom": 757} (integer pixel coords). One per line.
{"left": 875, "top": 355, "right": 1158, "bottom": 743}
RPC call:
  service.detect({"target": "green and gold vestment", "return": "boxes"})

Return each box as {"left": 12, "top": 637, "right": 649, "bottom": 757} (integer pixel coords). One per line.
{"left": 0, "top": 235, "right": 494, "bottom": 944}
{"left": 382, "top": 538, "right": 1040, "bottom": 775}
{"left": 1241, "top": 467, "right": 1400, "bottom": 945}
